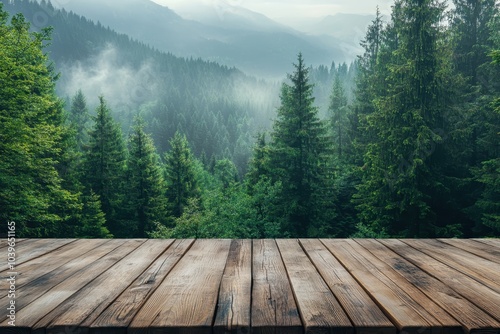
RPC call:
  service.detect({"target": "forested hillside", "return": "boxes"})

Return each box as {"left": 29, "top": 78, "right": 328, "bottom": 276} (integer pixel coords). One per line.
{"left": 1, "top": 0, "right": 280, "bottom": 176}
{"left": 1, "top": 0, "right": 499, "bottom": 238}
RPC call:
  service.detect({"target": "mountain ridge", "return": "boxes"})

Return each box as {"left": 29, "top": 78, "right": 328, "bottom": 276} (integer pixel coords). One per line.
{"left": 48, "top": 0, "right": 352, "bottom": 78}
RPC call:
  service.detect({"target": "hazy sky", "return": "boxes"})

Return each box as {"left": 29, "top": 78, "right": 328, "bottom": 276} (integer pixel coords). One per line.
{"left": 152, "top": 0, "right": 394, "bottom": 24}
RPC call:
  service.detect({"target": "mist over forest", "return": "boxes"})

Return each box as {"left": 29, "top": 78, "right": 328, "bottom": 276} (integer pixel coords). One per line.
{"left": 1, "top": 0, "right": 499, "bottom": 238}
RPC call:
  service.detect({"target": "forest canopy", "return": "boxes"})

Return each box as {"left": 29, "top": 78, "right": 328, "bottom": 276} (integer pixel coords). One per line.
{"left": 1, "top": 0, "right": 499, "bottom": 238}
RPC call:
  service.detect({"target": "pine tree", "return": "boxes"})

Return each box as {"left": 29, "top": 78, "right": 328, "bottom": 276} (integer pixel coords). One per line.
{"left": 329, "top": 74, "right": 349, "bottom": 162}
{"left": 350, "top": 7, "right": 384, "bottom": 166}
{"left": 246, "top": 132, "right": 270, "bottom": 192}
{"left": 451, "top": 0, "right": 498, "bottom": 86}
{"left": 0, "top": 8, "right": 78, "bottom": 236}
{"left": 268, "top": 53, "right": 335, "bottom": 237}
{"left": 125, "top": 117, "right": 168, "bottom": 237}
{"left": 470, "top": 50, "right": 500, "bottom": 235}
{"left": 83, "top": 96, "right": 127, "bottom": 236}
{"left": 68, "top": 89, "right": 91, "bottom": 152}
{"left": 79, "top": 191, "right": 112, "bottom": 238}
{"left": 355, "top": 0, "right": 462, "bottom": 237}
{"left": 165, "top": 131, "right": 199, "bottom": 218}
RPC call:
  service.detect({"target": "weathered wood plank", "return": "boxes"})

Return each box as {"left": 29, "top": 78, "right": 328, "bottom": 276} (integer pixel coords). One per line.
{"left": 402, "top": 239, "right": 500, "bottom": 293}
{"left": 0, "top": 239, "right": 145, "bottom": 334}
{"left": 0, "top": 239, "right": 110, "bottom": 294}
{"left": 438, "top": 239, "right": 500, "bottom": 264}
{"left": 358, "top": 239, "right": 499, "bottom": 333}
{"left": 252, "top": 239, "right": 302, "bottom": 334}
{"left": 321, "top": 239, "right": 444, "bottom": 334}
{"left": 0, "top": 238, "right": 26, "bottom": 249}
{"left": 35, "top": 239, "right": 172, "bottom": 334}
{"left": 129, "top": 239, "right": 231, "bottom": 334}
{"left": 0, "top": 239, "right": 125, "bottom": 311}
{"left": 300, "top": 239, "right": 396, "bottom": 334}
{"left": 0, "top": 238, "right": 76, "bottom": 271}
{"left": 380, "top": 239, "right": 500, "bottom": 322}
{"left": 214, "top": 239, "right": 252, "bottom": 334}
{"left": 340, "top": 239, "right": 460, "bottom": 333}
{"left": 277, "top": 239, "right": 353, "bottom": 334}
{"left": 90, "top": 239, "right": 194, "bottom": 334}
{"left": 473, "top": 239, "right": 500, "bottom": 250}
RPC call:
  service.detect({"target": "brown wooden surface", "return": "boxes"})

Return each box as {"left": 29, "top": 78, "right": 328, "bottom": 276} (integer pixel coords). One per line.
{"left": 1, "top": 238, "right": 499, "bottom": 334}
{"left": 251, "top": 239, "right": 302, "bottom": 334}
{"left": 213, "top": 239, "right": 252, "bottom": 334}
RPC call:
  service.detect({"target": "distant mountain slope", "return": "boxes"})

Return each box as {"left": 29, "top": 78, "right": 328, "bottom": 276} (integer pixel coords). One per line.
{"left": 48, "top": 0, "right": 346, "bottom": 78}
{"left": 2, "top": 0, "right": 279, "bottom": 173}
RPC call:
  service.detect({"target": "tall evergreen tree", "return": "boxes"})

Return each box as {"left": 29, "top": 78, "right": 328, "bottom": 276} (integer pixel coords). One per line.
{"left": 355, "top": 0, "right": 462, "bottom": 237}
{"left": 79, "top": 191, "right": 112, "bottom": 238}
{"left": 0, "top": 7, "right": 78, "bottom": 236}
{"left": 165, "top": 131, "right": 199, "bottom": 218}
{"left": 350, "top": 7, "right": 385, "bottom": 166}
{"left": 68, "top": 89, "right": 91, "bottom": 152}
{"left": 450, "top": 0, "right": 499, "bottom": 235}
{"left": 451, "top": 0, "right": 498, "bottom": 86}
{"left": 83, "top": 96, "right": 127, "bottom": 236}
{"left": 268, "top": 53, "right": 335, "bottom": 237}
{"left": 329, "top": 74, "right": 349, "bottom": 162}
{"left": 125, "top": 117, "right": 168, "bottom": 237}
{"left": 470, "top": 50, "right": 500, "bottom": 235}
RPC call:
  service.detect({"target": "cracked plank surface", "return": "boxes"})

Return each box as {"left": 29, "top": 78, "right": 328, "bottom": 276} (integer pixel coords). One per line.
{"left": 1, "top": 238, "right": 499, "bottom": 334}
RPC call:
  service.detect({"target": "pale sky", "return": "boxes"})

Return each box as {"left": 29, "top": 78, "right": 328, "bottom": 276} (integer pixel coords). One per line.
{"left": 151, "top": 0, "right": 394, "bottom": 25}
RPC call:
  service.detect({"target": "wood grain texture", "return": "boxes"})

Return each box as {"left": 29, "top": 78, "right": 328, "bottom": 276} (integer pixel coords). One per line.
{"left": 277, "top": 239, "right": 353, "bottom": 334}
{"left": 474, "top": 239, "right": 500, "bottom": 249}
{"left": 214, "top": 239, "right": 252, "bottom": 334}
{"left": 438, "top": 239, "right": 500, "bottom": 264}
{"left": 358, "top": 239, "right": 497, "bottom": 333}
{"left": 321, "top": 239, "right": 439, "bottom": 334}
{"left": 0, "top": 239, "right": 109, "bottom": 294}
{"left": 402, "top": 239, "right": 500, "bottom": 293}
{"left": 1, "top": 239, "right": 500, "bottom": 334}
{"left": 90, "top": 239, "right": 194, "bottom": 334}
{"left": 36, "top": 239, "right": 172, "bottom": 334}
{"left": 0, "top": 239, "right": 125, "bottom": 311}
{"left": 0, "top": 238, "right": 26, "bottom": 249}
{"left": 300, "top": 239, "right": 396, "bottom": 334}
{"left": 0, "top": 239, "right": 144, "bottom": 330}
{"left": 129, "top": 239, "right": 231, "bottom": 334}
{"left": 380, "top": 239, "right": 500, "bottom": 322}
{"left": 252, "top": 239, "right": 302, "bottom": 334}
{"left": 0, "top": 238, "right": 76, "bottom": 271}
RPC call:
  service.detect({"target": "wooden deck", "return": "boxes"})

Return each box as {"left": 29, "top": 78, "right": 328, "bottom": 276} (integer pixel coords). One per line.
{"left": 1, "top": 239, "right": 499, "bottom": 334}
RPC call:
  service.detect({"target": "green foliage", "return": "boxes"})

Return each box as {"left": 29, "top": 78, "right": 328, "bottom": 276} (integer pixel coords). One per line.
{"left": 0, "top": 6, "right": 78, "bottom": 236}
{"left": 83, "top": 96, "right": 127, "bottom": 236}
{"left": 329, "top": 74, "right": 349, "bottom": 162}
{"left": 2, "top": 1, "right": 499, "bottom": 239}
{"left": 268, "top": 53, "right": 336, "bottom": 237}
{"left": 354, "top": 0, "right": 462, "bottom": 237}
{"left": 125, "top": 117, "right": 168, "bottom": 237}
{"left": 68, "top": 90, "right": 91, "bottom": 152}
{"left": 79, "top": 191, "right": 112, "bottom": 238}
{"left": 164, "top": 131, "right": 199, "bottom": 218}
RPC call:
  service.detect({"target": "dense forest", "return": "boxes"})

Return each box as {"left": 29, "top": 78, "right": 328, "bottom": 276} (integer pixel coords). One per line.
{"left": 1, "top": 0, "right": 499, "bottom": 238}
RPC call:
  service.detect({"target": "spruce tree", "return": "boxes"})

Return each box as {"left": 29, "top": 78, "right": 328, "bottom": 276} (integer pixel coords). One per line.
{"left": 125, "top": 117, "right": 167, "bottom": 237}
{"left": 329, "top": 74, "right": 349, "bottom": 162}
{"left": 355, "top": 0, "right": 467, "bottom": 237}
{"left": 471, "top": 50, "right": 500, "bottom": 235}
{"left": 350, "top": 7, "right": 384, "bottom": 166}
{"left": 269, "top": 53, "right": 335, "bottom": 237}
{"left": 0, "top": 8, "right": 78, "bottom": 236}
{"left": 79, "top": 191, "right": 112, "bottom": 238}
{"left": 83, "top": 96, "right": 127, "bottom": 236}
{"left": 164, "top": 132, "right": 199, "bottom": 218}
{"left": 68, "top": 89, "right": 91, "bottom": 152}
